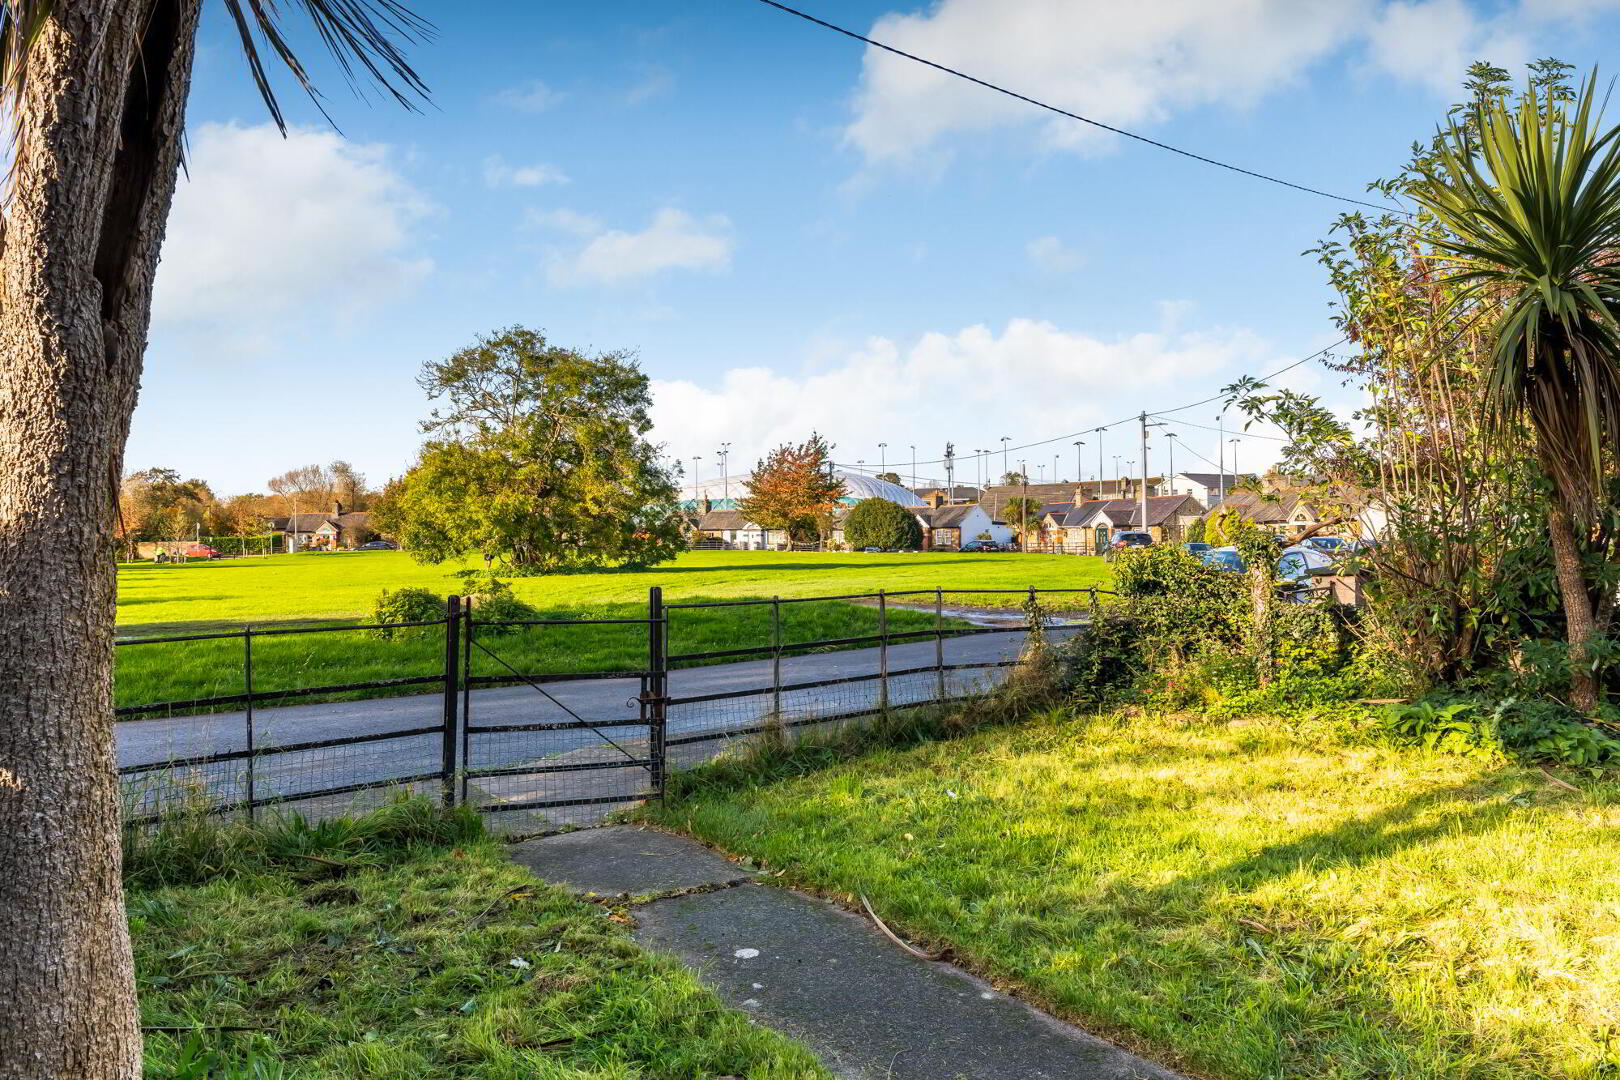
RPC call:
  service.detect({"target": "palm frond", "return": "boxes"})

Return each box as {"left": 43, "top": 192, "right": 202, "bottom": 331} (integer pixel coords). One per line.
{"left": 222, "top": 0, "right": 434, "bottom": 133}
{"left": 1412, "top": 75, "right": 1620, "bottom": 517}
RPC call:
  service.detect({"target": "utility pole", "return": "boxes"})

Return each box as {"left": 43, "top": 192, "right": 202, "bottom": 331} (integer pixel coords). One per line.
{"left": 691, "top": 455, "right": 701, "bottom": 502}
{"left": 1138, "top": 411, "right": 1165, "bottom": 531}
{"left": 1000, "top": 436, "right": 1010, "bottom": 483}
{"left": 717, "top": 442, "right": 731, "bottom": 502}
{"left": 1113, "top": 455, "right": 1120, "bottom": 490}
{"left": 1230, "top": 438, "right": 1242, "bottom": 490}
{"left": 1217, "top": 413, "right": 1226, "bottom": 505}
{"left": 1165, "top": 433, "right": 1177, "bottom": 495}
{"left": 976, "top": 450, "right": 987, "bottom": 493}
{"left": 1052, "top": 453, "right": 1059, "bottom": 484}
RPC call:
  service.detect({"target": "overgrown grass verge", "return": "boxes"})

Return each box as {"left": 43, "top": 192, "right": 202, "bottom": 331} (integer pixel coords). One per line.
{"left": 649, "top": 708, "right": 1620, "bottom": 1080}
{"left": 131, "top": 799, "right": 829, "bottom": 1078}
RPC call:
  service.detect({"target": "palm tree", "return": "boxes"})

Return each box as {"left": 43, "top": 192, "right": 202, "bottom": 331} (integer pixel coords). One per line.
{"left": 0, "top": 4, "right": 428, "bottom": 1073}
{"left": 1413, "top": 77, "right": 1620, "bottom": 713}
{"left": 1003, "top": 496, "right": 1044, "bottom": 549}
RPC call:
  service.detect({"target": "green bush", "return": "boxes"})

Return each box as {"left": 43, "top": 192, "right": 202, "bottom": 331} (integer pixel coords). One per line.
{"left": 371, "top": 586, "right": 444, "bottom": 639}
{"left": 467, "top": 577, "right": 539, "bottom": 634}
{"left": 844, "top": 497, "right": 923, "bottom": 550}
{"left": 1377, "top": 697, "right": 1620, "bottom": 767}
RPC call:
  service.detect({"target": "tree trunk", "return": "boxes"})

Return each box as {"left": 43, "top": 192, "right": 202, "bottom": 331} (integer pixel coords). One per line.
{"left": 0, "top": 3, "right": 200, "bottom": 1077}
{"left": 1249, "top": 565, "right": 1274, "bottom": 686}
{"left": 1547, "top": 502, "right": 1600, "bottom": 714}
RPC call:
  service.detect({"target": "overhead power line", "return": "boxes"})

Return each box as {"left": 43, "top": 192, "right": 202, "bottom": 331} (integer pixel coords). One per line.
{"left": 748, "top": 0, "right": 1401, "bottom": 214}
{"left": 832, "top": 337, "right": 1347, "bottom": 473}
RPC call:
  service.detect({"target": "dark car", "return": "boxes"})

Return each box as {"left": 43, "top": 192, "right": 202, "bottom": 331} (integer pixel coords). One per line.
{"left": 960, "top": 539, "right": 1002, "bottom": 552}
{"left": 1200, "top": 547, "right": 1245, "bottom": 573}
{"left": 356, "top": 539, "right": 396, "bottom": 551}
{"left": 1183, "top": 541, "right": 1212, "bottom": 556}
{"left": 1301, "top": 535, "right": 1348, "bottom": 554}
{"left": 1104, "top": 531, "right": 1153, "bottom": 561}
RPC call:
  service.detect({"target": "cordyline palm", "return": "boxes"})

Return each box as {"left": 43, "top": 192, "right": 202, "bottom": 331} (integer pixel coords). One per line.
{"left": 0, "top": 2, "right": 427, "bottom": 1076}
{"left": 1413, "top": 78, "right": 1620, "bottom": 713}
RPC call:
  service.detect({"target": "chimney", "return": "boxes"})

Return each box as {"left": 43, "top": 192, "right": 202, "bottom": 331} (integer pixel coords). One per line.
{"left": 701, "top": 496, "right": 712, "bottom": 514}
{"left": 334, "top": 500, "right": 343, "bottom": 516}
{"left": 929, "top": 491, "right": 946, "bottom": 508}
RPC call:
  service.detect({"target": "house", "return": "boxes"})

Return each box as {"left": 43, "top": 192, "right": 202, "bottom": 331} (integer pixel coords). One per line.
{"left": 911, "top": 504, "right": 1012, "bottom": 550}
{"left": 695, "top": 508, "right": 768, "bottom": 550}
{"left": 269, "top": 503, "right": 373, "bottom": 550}
{"left": 1058, "top": 494, "right": 1205, "bottom": 551}
{"left": 913, "top": 485, "right": 981, "bottom": 505}
{"left": 1168, "top": 471, "right": 1258, "bottom": 505}
{"left": 1212, "top": 491, "right": 1328, "bottom": 537}
{"left": 979, "top": 479, "right": 1160, "bottom": 520}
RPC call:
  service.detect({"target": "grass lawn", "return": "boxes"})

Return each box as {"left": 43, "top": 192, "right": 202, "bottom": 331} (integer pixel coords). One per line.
{"left": 651, "top": 708, "right": 1620, "bottom": 1080}
{"left": 131, "top": 802, "right": 828, "bottom": 1078}
{"left": 115, "top": 550, "right": 1109, "bottom": 712}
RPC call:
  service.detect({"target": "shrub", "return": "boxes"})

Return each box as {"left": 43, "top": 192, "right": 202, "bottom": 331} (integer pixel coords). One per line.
{"left": 371, "top": 586, "right": 444, "bottom": 639}
{"left": 1377, "top": 697, "right": 1620, "bottom": 767}
{"left": 844, "top": 497, "right": 923, "bottom": 550}
{"left": 466, "top": 577, "right": 539, "bottom": 635}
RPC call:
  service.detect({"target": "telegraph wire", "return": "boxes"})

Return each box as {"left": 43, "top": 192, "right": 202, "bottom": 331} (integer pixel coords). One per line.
{"left": 747, "top": 0, "right": 1403, "bottom": 214}
{"left": 831, "top": 337, "right": 1347, "bottom": 473}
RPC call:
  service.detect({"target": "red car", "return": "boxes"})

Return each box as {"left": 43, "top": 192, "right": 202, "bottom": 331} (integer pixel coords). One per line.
{"left": 184, "top": 543, "right": 219, "bottom": 559}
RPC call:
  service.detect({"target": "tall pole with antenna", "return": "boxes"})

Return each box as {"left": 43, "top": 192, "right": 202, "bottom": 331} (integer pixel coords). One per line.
{"left": 718, "top": 442, "right": 731, "bottom": 502}
{"left": 1138, "top": 412, "right": 1165, "bottom": 531}
{"left": 944, "top": 443, "right": 955, "bottom": 501}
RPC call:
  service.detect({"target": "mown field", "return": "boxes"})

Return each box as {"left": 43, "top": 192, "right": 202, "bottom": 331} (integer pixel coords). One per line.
{"left": 115, "top": 550, "right": 1110, "bottom": 711}
{"left": 653, "top": 708, "right": 1620, "bottom": 1080}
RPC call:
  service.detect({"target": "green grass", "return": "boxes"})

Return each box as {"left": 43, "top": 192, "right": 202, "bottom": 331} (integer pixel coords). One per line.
{"left": 131, "top": 800, "right": 829, "bottom": 1078}
{"left": 116, "top": 551, "right": 1109, "bottom": 712}
{"left": 650, "top": 708, "right": 1620, "bottom": 1080}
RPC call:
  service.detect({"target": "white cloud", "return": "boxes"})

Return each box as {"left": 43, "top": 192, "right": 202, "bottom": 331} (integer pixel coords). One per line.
{"left": 625, "top": 64, "right": 675, "bottom": 105}
{"left": 651, "top": 318, "right": 1290, "bottom": 485}
{"left": 846, "top": 0, "right": 1364, "bottom": 164}
{"left": 152, "top": 122, "right": 432, "bottom": 330}
{"left": 482, "top": 155, "right": 569, "bottom": 188}
{"left": 494, "top": 79, "right": 566, "bottom": 112}
{"left": 535, "top": 207, "right": 734, "bottom": 286}
{"left": 1026, "top": 235, "right": 1082, "bottom": 273}
{"left": 844, "top": 0, "right": 1620, "bottom": 167}
{"left": 1362, "top": 0, "right": 1527, "bottom": 93}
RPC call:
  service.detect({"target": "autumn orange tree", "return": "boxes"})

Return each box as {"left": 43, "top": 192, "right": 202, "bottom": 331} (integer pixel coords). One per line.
{"left": 740, "top": 434, "right": 846, "bottom": 544}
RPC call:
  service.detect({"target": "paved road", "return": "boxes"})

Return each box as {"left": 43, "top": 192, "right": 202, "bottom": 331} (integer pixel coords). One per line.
{"left": 118, "top": 625, "right": 1075, "bottom": 826}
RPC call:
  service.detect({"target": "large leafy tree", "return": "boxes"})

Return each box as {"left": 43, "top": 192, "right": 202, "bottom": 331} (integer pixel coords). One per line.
{"left": 373, "top": 327, "right": 684, "bottom": 573}
{"left": 740, "top": 434, "right": 845, "bottom": 543}
{"left": 1413, "top": 74, "right": 1620, "bottom": 712}
{"left": 0, "top": 3, "right": 428, "bottom": 1074}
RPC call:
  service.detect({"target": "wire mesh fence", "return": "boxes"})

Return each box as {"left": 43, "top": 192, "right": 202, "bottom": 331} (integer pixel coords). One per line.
{"left": 116, "top": 585, "right": 1109, "bottom": 832}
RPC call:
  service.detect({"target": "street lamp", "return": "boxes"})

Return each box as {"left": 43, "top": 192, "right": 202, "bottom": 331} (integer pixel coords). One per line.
{"left": 1000, "top": 436, "right": 1010, "bottom": 483}
{"left": 1073, "top": 441, "right": 1085, "bottom": 493}
{"left": 910, "top": 445, "right": 917, "bottom": 490}
{"left": 1229, "top": 438, "right": 1242, "bottom": 487}
{"left": 691, "top": 455, "right": 702, "bottom": 502}
{"left": 878, "top": 442, "right": 887, "bottom": 477}
{"left": 1165, "top": 433, "right": 1177, "bottom": 494}
{"left": 717, "top": 442, "right": 731, "bottom": 501}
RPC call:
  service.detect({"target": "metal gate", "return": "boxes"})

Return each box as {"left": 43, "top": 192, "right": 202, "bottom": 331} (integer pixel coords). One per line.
{"left": 456, "top": 588, "right": 668, "bottom": 830}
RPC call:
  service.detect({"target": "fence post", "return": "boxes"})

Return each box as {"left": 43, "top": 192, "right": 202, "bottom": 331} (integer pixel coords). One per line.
{"left": 771, "top": 596, "right": 782, "bottom": 719}
{"left": 935, "top": 587, "right": 945, "bottom": 704}
{"left": 441, "top": 595, "right": 461, "bottom": 807}
{"left": 648, "top": 586, "right": 668, "bottom": 800}
{"left": 878, "top": 589, "right": 889, "bottom": 712}
{"left": 243, "top": 627, "right": 255, "bottom": 822}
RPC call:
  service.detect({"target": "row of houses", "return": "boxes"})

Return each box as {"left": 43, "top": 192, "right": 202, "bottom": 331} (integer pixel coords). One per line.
{"left": 691, "top": 470, "right": 1382, "bottom": 553}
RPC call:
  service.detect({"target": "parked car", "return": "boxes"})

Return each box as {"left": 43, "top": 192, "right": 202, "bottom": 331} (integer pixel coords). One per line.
{"left": 184, "top": 543, "right": 218, "bottom": 559}
{"left": 356, "top": 539, "right": 396, "bottom": 551}
{"left": 1301, "top": 535, "right": 1348, "bottom": 554}
{"left": 1104, "top": 531, "right": 1153, "bottom": 560}
{"left": 1199, "top": 546, "right": 1245, "bottom": 573}
{"left": 960, "top": 539, "right": 1002, "bottom": 552}
{"left": 1277, "top": 545, "right": 1338, "bottom": 599}
{"left": 1183, "top": 541, "right": 1212, "bottom": 556}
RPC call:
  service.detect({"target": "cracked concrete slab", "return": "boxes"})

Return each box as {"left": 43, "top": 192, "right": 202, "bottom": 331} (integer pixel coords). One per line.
{"left": 507, "top": 825, "right": 751, "bottom": 895}
{"left": 634, "top": 882, "right": 1181, "bottom": 1080}
{"left": 510, "top": 826, "right": 1182, "bottom": 1080}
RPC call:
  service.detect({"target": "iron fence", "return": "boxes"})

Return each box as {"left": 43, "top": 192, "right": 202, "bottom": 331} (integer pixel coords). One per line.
{"left": 117, "top": 585, "right": 1110, "bottom": 831}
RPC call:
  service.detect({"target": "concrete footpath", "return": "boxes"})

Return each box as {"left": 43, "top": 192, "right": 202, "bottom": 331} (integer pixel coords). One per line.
{"left": 509, "top": 826, "right": 1181, "bottom": 1080}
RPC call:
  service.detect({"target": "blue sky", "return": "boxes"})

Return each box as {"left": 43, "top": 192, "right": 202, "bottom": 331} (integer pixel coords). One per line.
{"left": 130, "top": 0, "right": 1620, "bottom": 495}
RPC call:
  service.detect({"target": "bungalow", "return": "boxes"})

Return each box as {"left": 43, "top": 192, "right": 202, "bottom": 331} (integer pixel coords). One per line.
{"left": 1167, "top": 471, "right": 1257, "bottom": 505}
{"left": 1059, "top": 494, "right": 1204, "bottom": 551}
{"left": 695, "top": 508, "right": 768, "bottom": 550}
{"left": 1214, "top": 491, "right": 1329, "bottom": 537}
{"left": 911, "top": 503, "right": 1012, "bottom": 550}
{"left": 269, "top": 503, "right": 373, "bottom": 551}
{"left": 979, "top": 479, "right": 1160, "bottom": 520}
